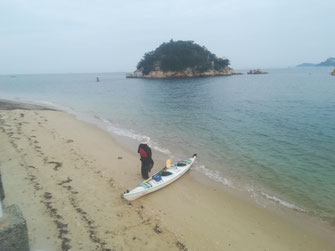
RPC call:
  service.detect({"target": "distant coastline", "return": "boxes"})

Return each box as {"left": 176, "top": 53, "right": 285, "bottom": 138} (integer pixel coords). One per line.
{"left": 297, "top": 57, "right": 335, "bottom": 67}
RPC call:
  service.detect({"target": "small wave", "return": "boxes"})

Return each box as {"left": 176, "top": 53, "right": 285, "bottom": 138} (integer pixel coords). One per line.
{"left": 22, "top": 99, "right": 172, "bottom": 156}
{"left": 245, "top": 186, "right": 305, "bottom": 212}
{"left": 194, "top": 165, "right": 233, "bottom": 187}
{"left": 35, "top": 100, "right": 74, "bottom": 111}
{"left": 99, "top": 117, "right": 151, "bottom": 142}
{"left": 0, "top": 97, "right": 62, "bottom": 110}
{"left": 95, "top": 116, "right": 171, "bottom": 155}
{"left": 260, "top": 192, "right": 306, "bottom": 212}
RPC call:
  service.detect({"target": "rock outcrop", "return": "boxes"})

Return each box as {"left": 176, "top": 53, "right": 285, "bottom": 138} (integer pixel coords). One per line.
{"left": 247, "top": 69, "right": 268, "bottom": 74}
{"left": 127, "top": 67, "right": 235, "bottom": 78}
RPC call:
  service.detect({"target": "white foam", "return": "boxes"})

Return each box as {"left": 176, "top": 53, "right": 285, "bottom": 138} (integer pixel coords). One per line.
{"left": 31, "top": 100, "right": 63, "bottom": 109}
{"left": 194, "top": 165, "right": 233, "bottom": 187}
{"left": 245, "top": 186, "right": 257, "bottom": 199}
{"left": 245, "top": 185, "right": 305, "bottom": 212}
{"left": 260, "top": 192, "right": 305, "bottom": 212}
{"left": 61, "top": 110, "right": 172, "bottom": 156}
{"left": 99, "top": 117, "right": 148, "bottom": 141}
{"left": 11, "top": 98, "right": 74, "bottom": 112}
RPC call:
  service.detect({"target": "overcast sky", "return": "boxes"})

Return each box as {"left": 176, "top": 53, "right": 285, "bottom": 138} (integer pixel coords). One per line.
{"left": 1, "top": 0, "right": 334, "bottom": 74}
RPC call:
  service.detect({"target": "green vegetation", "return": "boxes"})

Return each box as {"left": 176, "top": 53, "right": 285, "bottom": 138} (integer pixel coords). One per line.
{"left": 137, "top": 40, "right": 230, "bottom": 75}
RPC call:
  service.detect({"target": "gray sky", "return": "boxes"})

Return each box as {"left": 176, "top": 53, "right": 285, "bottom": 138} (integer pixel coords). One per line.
{"left": 1, "top": 0, "right": 334, "bottom": 74}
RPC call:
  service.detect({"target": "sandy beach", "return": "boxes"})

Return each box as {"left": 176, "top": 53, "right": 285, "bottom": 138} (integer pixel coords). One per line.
{"left": 0, "top": 100, "right": 334, "bottom": 251}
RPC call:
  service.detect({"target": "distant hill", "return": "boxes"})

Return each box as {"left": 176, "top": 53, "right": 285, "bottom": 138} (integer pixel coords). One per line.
{"left": 297, "top": 57, "right": 335, "bottom": 67}
{"left": 317, "top": 57, "right": 335, "bottom": 66}
{"left": 297, "top": 63, "right": 316, "bottom": 67}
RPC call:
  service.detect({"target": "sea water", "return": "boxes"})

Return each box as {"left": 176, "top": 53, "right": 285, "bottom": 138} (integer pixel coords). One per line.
{"left": 1, "top": 67, "right": 335, "bottom": 224}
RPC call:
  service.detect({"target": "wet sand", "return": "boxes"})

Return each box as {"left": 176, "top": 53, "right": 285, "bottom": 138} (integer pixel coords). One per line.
{"left": 0, "top": 100, "right": 334, "bottom": 250}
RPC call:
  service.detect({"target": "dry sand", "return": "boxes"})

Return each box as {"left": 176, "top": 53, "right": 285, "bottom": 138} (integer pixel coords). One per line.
{"left": 0, "top": 103, "right": 334, "bottom": 251}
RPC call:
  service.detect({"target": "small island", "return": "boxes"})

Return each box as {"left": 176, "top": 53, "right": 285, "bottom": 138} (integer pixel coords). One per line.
{"left": 247, "top": 69, "right": 268, "bottom": 74}
{"left": 126, "top": 40, "right": 235, "bottom": 78}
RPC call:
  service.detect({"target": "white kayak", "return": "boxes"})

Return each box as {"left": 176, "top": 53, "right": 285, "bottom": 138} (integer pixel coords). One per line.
{"left": 123, "top": 154, "right": 197, "bottom": 201}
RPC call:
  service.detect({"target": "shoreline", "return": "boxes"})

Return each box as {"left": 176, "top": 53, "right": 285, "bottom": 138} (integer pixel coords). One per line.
{"left": 125, "top": 72, "right": 236, "bottom": 79}
{"left": 126, "top": 67, "right": 236, "bottom": 79}
{"left": 73, "top": 106, "right": 335, "bottom": 227}
{"left": 2, "top": 98, "right": 335, "bottom": 223}
{"left": 0, "top": 100, "right": 335, "bottom": 250}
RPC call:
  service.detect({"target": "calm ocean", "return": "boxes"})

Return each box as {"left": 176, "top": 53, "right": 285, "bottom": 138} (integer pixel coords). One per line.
{"left": 1, "top": 67, "right": 334, "bottom": 223}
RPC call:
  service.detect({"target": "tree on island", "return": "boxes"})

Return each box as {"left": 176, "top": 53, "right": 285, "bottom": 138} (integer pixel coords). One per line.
{"left": 136, "top": 40, "right": 230, "bottom": 75}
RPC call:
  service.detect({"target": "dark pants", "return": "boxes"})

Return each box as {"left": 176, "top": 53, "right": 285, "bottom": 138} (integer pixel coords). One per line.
{"left": 141, "top": 158, "right": 154, "bottom": 179}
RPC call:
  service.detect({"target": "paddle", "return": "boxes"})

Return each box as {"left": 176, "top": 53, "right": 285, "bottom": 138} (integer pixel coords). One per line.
{"left": 142, "top": 159, "right": 171, "bottom": 183}
{"left": 143, "top": 177, "right": 152, "bottom": 183}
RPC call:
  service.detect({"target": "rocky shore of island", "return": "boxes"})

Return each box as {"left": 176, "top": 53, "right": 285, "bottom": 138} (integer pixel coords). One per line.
{"left": 247, "top": 69, "right": 268, "bottom": 74}
{"left": 126, "top": 66, "right": 235, "bottom": 78}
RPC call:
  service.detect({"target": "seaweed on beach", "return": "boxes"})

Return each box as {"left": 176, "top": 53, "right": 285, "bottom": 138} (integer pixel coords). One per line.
{"left": 153, "top": 224, "right": 163, "bottom": 234}
{"left": 43, "top": 192, "right": 52, "bottom": 200}
{"left": 67, "top": 196, "right": 109, "bottom": 250}
{"left": 23, "top": 155, "right": 73, "bottom": 251}
{"left": 176, "top": 241, "right": 188, "bottom": 250}
{"left": 48, "top": 161, "right": 63, "bottom": 171}
{"left": 57, "top": 177, "right": 72, "bottom": 186}
{"left": 42, "top": 195, "right": 72, "bottom": 250}
{"left": 55, "top": 173, "right": 110, "bottom": 250}
{"left": 28, "top": 173, "right": 42, "bottom": 190}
